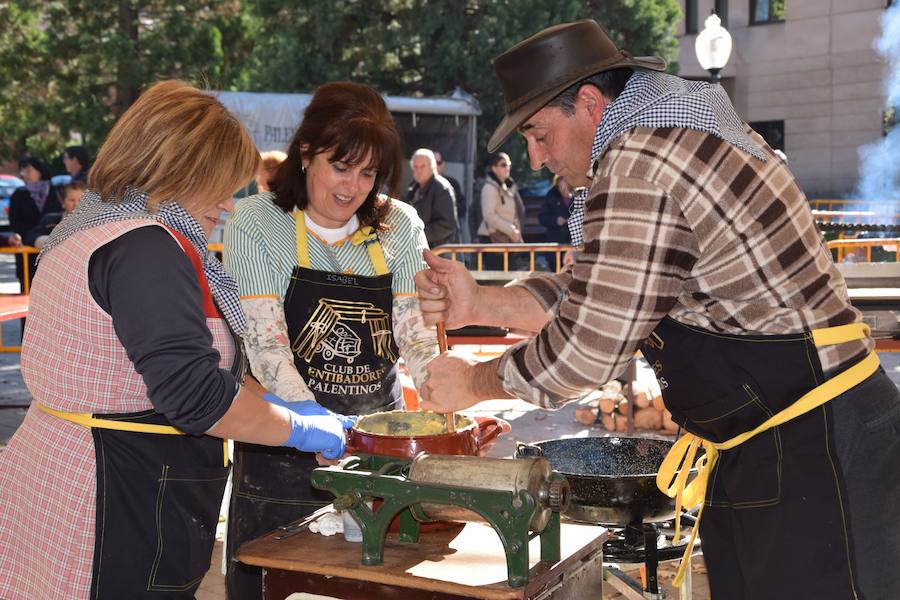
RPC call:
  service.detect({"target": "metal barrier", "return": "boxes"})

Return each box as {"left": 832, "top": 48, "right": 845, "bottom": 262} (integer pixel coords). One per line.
{"left": 810, "top": 198, "right": 900, "bottom": 211}
{"left": 0, "top": 246, "right": 40, "bottom": 294}
{"left": 4, "top": 240, "right": 898, "bottom": 294}
{"left": 0, "top": 247, "right": 39, "bottom": 352}
{"left": 0, "top": 244, "right": 226, "bottom": 296}
{"left": 809, "top": 200, "right": 900, "bottom": 225}
{"left": 215, "top": 241, "right": 576, "bottom": 273}
{"left": 0, "top": 238, "right": 889, "bottom": 353}
{"left": 432, "top": 243, "right": 575, "bottom": 273}
{"left": 826, "top": 238, "right": 900, "bottom": 263}
{"left": 0, "top": 244, "right": 226, "bottom": 294}
{"left": 812, "top": 210, "right": 898, "bottom": 224}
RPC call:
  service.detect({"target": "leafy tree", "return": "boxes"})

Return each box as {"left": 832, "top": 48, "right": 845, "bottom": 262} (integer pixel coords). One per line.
{"left": 0, "top": 0, "right": 256, "bottom": 162}
{"left": 0, "top": 0, "right": 681, "bottom": 180}
{"left": 243, "top": 0, "right": 681, "bottom": 182}
{"left": 0, "top": 2, "right": 53, "bottom": 161}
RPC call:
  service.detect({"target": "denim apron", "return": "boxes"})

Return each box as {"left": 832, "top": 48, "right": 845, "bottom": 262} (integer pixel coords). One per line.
{"left": 644, "top": 316, "right": 880, "bottom": 598}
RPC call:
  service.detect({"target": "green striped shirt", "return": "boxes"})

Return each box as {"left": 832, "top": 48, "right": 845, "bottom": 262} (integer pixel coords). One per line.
{"left": 224, "top": 193, "right": 428, "bottom": 300}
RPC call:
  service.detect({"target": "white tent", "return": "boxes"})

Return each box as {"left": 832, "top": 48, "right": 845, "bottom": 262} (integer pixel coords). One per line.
{"left": 217, "top": 89, "right": 481, "bottom": 239}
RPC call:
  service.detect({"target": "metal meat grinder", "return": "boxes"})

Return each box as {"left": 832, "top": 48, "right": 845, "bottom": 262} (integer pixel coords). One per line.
{"left": 310, "top": 452, "right": 570, "bottom": 587}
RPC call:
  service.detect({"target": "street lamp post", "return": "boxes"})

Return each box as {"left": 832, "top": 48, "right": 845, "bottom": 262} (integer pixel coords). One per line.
{"left": 695, "top": 13, "right": 733, "bottom": 84}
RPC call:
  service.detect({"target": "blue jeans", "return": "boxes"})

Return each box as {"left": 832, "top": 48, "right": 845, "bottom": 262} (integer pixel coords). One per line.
{"left": 831, "top": 366, "right": 900, "bottom": 600}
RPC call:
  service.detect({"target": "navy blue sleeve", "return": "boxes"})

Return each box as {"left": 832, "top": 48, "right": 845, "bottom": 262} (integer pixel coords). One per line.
{"left": 88, "top": 225, "right": 235, "bottom": 434}
{"left": 9, "top": 189, "right": 33, "bottom": 236}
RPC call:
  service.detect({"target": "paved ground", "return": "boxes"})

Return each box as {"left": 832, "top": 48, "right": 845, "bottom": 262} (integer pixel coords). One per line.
{"left": 2, "top": 250, "right": 898, "bottom": 599}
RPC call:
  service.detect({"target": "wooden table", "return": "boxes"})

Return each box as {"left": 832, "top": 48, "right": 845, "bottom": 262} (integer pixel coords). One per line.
{"left": 238, "top": 520, "right": 608, "bottom": 600}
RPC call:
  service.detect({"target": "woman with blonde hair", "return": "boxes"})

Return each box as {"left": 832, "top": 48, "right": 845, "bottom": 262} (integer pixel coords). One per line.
{"left": 0, "top": 81, "right": 351, "bottom": 599}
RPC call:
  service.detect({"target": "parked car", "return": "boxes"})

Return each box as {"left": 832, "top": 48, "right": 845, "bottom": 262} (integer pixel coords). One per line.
{"left": 0, "top": 174, "right": 25, "bottom": 227}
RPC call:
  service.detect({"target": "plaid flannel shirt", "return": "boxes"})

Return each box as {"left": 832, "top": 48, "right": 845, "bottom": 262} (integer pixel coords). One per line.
{"left": 499, "top": 126, "right": 870, "bottom": 408}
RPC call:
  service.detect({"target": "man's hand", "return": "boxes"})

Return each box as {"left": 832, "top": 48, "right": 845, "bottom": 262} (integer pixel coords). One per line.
{"left": 415, "top": 249, "right": 482, "bottom": 329}
{"left": 417, "top": 249, "right": 551, "bottom": 333}
{"left": 420, "top": 352, "right": 513, "bottom": 412}
{"left": 420, "top": 352, "right": 483, "bottom": 412}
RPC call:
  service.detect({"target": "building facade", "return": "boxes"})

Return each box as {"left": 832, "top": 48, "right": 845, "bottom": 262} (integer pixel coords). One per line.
{"left": 675, "top": 0, "right": 892, "bottom": 198}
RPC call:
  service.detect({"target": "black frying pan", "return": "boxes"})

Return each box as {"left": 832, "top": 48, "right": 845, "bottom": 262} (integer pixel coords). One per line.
{"left": 516, "top": 436, "right": 690, "bottom": 526}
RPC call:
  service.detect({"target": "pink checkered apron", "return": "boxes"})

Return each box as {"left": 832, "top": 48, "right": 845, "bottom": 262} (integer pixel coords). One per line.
{"left": 0, "top": 220, "right": 238, "bottom": 599}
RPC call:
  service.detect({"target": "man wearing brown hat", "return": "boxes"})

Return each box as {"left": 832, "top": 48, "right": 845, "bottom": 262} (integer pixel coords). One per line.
{"left": 416, "top": 19, "right": 899, "bottom": 600}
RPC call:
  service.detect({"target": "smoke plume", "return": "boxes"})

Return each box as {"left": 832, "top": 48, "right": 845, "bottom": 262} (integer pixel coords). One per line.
{"left": 854, "top": 3, "right": 900, "bottom": 201}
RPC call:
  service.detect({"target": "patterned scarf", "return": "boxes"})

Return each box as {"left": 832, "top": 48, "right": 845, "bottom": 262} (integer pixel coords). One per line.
{"left": 41, "top": 187, "right": 246, "bottom": 335}
{"left": 567, "top": 70, "right": 767, "bottom": 247}
{"left": 25, "top": 180, "right": 50, "bottom": 212}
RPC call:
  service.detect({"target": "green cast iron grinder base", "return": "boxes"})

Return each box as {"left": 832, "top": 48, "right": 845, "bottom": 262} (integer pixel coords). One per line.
{"left": 310, "top": 453, "right": 563, "bottom": 588}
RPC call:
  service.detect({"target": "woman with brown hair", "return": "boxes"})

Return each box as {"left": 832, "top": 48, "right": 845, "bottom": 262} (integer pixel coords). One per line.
{"left": 224, "top": 81, "right": 438, "bottom": 598}
{"left": 9, "top": 155, "right": 63, "bottom": 289}
{"left": 477, "top": 151, "right": 527, "bottom": 270}
{"left": 0, "top": 81, "right": 351, "bottom": 600}
{"left": 477, "top": 151, "right": 526, "bottom": 245}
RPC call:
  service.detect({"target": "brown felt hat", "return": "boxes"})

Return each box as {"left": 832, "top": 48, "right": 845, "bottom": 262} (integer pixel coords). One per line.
{"left": 488, "top": 20, "right": 666, "bottom": 152}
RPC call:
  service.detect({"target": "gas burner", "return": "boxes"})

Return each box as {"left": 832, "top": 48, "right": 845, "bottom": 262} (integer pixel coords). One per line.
{"left": 602, "top": 517, "right": 697, "bottom": 599}
{"left": 603, "top": 521, "right": 689, "bottom": 563}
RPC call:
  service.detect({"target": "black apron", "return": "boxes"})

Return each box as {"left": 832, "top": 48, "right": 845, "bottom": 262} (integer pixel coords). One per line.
{"left": 227, "top": 212, "right": 403, "bottom": 599}
{"left": 38, "top": 228, "right": 243, "bottom": 598}
{"left": 642, "top": 316, "right": 877, "bottom": 599}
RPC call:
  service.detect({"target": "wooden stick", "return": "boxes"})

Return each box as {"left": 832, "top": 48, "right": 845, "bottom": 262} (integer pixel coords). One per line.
{"left": 436, "top": 322, "right": 448, "bottom": 353}
{"left": 435, "top": 322, "right": 456, "bottom": 433}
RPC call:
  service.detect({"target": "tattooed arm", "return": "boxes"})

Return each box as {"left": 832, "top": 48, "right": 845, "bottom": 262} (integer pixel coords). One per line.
{"left": 392, "top": 294, "right": 440, "bottom": 391}
{"left": 241, "top": 296, "right": 316, "bottom": 402}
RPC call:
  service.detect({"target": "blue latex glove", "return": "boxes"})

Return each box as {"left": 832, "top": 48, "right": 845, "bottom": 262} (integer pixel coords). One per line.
{"left": 284, "top": 410, "right": 347, "bottom": 459}
{"left": 264, "top": 393, "right": 357, "bottom": 429}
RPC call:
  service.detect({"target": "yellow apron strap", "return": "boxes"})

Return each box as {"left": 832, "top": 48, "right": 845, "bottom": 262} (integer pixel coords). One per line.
{"left": 362, "top": 235, "right": 389, "bottom": 275}
{"left": 811, "top": 322, "right": 870, "bottom": 347}
{"left": 294, "top": 209, "right": 312, "bottom": 269}
{"left": 37, "top": 402, "right": 184, "bottom": 435}
{"left": 37, "top": 403, "right": 230, "bottom": 467}
{"left": 294, "top": 209, "right": 390, "bottom": 275}
{"left": 719, "top": 352, "right": 879, "bottom": 451}
{"left": 657, "top": 320, "right": 878, "bottom": 587}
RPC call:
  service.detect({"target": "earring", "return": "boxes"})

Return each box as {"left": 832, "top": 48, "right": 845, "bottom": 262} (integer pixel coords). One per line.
{"left": 302, "top": 164, "right": 307, "bottom": 174}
